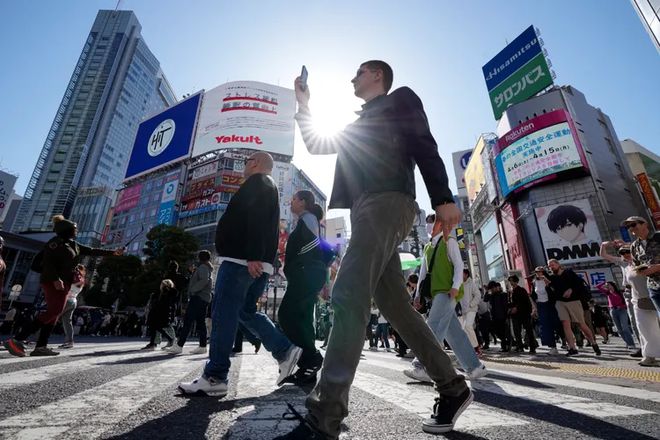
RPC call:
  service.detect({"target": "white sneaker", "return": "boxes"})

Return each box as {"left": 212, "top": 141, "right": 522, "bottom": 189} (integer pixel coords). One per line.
{"left": 466, "top": 364, "right": 488, "bottom": 380}
{"left": 386, "top": 348, "right": 393, "bottom": 352}
{"left": 548, "top": 347, "right": 559, "bottom": 355}
{"left": 277, "top": 345, "right": 303, "bottom": 386}
{"left": 403, "top": 367, "right": 432, "bottom": 383}
{"left": 369, "top": 346, "right": 378, "bottom": 351}
{"left": 165, "top": 344, "right": 183, "bottom": 354}
{"left": 178, "top": 376, "right": 227, "bottom": 396}
{"left": 190, "top": 346, "right": 207, "bottom": 355}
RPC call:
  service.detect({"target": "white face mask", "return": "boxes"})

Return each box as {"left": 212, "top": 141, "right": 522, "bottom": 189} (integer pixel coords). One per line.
{"left": 426, "top": 223, "right": 434, "bottom": 235}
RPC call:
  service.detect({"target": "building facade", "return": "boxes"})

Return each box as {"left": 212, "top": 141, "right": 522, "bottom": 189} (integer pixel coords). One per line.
{"left": 621, "top": 138, "right": 660, "bottom": 229}
{"left": 631, "top": 0, "right": 660, "bottom": 52}
{"left": 14, "top": 10, "right": 176, "bottom": 246}
{"left": 468, "top": 86, "right": 647, "bottom": 291}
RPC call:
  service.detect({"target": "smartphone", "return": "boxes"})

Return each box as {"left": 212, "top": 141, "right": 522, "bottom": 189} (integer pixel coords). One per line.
{"left": 300, "top": 65, "right": 308, "bottom": 91}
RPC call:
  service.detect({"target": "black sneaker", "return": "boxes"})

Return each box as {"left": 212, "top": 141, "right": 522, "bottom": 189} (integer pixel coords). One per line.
{"left": 422, "top": 387, "right": 474, "bottom": 434}
{"left": 30, "top": 346, "right": 60, "bottom": 356}
{"left": 566, "top": 348, "right": 579, "bottom": 357}
{"left": 273, "top": 403, "right": 330, "bottom": 439}
{"left": 254, "top": 341, "right": 262, "bottom": 353}
{"left": 592, "top": 344, "right": 601, "bottom": 356}
{"left": 630, "top": 349, "right": 643, "bottom": 358}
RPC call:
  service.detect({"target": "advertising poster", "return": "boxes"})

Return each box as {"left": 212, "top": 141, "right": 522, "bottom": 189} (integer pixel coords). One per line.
{"left": 494, "top": 109, "right": 587, "bottom": 197}
{"left": 535, "top": 198, "right": 602, "bottom": 264}
{"left": 575, "top": 268, "right": 615, "bottom": 292}
{"left": 114, "top": 183, "right": 143, "bottom": 213}
{"left": 0, "top": 170, "right": 17, "bottom": 219}
{"left": 193, "top": 81, "right": 295, "bottom": 157}
{"left": 124, "top": 92, "right": 202, "bottom": 180}
{"left": 157, "top": 171, "right": 180, "bottom": 225}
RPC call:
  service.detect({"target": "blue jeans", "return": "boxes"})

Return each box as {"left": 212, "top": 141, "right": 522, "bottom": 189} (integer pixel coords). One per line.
{"left": 537, "top": 301, "right": 561, "bottom": 348}
{"left": 204, "top": 261, "right": 293, "bottom": 382}
{"left": 609, "top": 307, "right": 635, "bottom": 347}
{"left": 413, "top": 292, "right": 481, "bottom": 373}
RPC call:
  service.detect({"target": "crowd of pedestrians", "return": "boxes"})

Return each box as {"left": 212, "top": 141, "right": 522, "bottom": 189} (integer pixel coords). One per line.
{"left": 2, "top": 60, "right": 660, "bottom": 440}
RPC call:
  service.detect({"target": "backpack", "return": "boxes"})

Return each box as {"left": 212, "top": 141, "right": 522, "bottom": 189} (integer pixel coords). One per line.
{"left": 319, "top": 238, "right": 337, "bottom": 267}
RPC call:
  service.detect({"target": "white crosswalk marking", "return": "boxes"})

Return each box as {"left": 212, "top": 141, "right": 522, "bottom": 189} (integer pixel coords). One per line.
{"left": 0, "top": 352, "right": 201, "bottom": 439}
{"left": 0, "top": 342, "right": 656, "bottom": 439}
{"left": 0, "top": 342, "right": 140, "bottom": 365}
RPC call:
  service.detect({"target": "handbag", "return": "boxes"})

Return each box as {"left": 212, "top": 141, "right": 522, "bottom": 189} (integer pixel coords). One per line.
{"left": 419, "top": 240, "right": 441, "bottom": 299}
{"left": 637, "top": 297, "right": 655, "bottom": 311}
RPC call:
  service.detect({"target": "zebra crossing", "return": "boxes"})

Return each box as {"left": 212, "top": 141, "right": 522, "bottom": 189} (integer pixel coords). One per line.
{"left": 0, "top": 340, "right": 658, "bottom": 439}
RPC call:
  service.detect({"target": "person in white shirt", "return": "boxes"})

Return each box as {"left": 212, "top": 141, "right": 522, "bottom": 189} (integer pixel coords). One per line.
{"left": 58, "top": 264, "right": 85, "bottom": 349}
{"left": 531, "top": 266, "right": 562, "bottom": 355}
{"left": 459, "top": 270, "right": 480, "bottom": 353}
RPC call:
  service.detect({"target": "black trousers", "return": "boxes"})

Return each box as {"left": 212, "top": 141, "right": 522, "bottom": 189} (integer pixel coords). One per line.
{"left": 177, "top": 296, "right": 209, "bottom": 347}
{"left": 491, "top": 318, "right": 510, "bottom": 349}
{"left": 512, "top": 315, "right": 538, "bottom": 350}
{"left": 477, "top": 313, "right": 491, "bottom": 347}
{"left": 278, "top": 263, "right": 327, "bottom": 367}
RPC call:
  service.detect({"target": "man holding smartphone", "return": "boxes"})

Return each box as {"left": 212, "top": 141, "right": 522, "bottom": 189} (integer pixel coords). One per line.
{"left": 276, "top": 61, "right": 467, "bottom": 439}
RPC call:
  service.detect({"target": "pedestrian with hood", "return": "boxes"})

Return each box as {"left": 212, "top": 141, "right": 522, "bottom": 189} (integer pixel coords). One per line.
{"left": 142, "top": 279, "right": 178, "bottom": 350}
{"left": 3, "top": 215, "right": 122, "bottom": 357}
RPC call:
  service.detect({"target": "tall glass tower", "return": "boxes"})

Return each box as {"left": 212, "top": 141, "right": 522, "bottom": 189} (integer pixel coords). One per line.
{"left": 13, "top": 10, "right": 177, "bottom": 245}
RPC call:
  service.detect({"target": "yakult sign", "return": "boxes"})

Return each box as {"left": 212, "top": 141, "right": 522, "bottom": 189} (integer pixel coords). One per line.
{"left": 193, "top": 81, "right": 295, "bottom": 157}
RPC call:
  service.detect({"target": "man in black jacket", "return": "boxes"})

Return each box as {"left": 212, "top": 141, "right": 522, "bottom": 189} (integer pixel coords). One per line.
{"left": 507, "top": 275, "right": 538, "bottom": 353}
{"left": 277, "top": 61, "right": 467, "bottom": 440}
{"left": 179, "top": 152, "right": 302, "bottom": 397}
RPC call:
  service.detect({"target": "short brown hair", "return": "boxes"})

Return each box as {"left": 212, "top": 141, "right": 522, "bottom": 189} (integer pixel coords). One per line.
{"left": 362, "top": 60, "right": 393, "bottom": 93}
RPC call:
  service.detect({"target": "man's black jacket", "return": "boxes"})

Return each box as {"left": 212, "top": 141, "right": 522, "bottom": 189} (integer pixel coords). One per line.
{"left": 296, "top": 87, "right": 454, "bottom": 209}
{"left": 215, "top": 173, "right": 279, "bottom": 264}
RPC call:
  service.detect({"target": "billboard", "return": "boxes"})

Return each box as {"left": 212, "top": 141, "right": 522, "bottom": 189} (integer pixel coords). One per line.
{"left": 575, "top": 268, "right": 615, "bottom": 292}
{"left": 452, "top": 149, "right": 472, "bottom": 197}
{"left": 193, "top": 81, "right": 296, "bottom": 157}
{"left": 637, "top": 173, "right": 660, "bottom": 228}
{"left": 124, "top": 92, "right": 202, "bottom": 180}
{"left": 464, "top": 136, "right": 497, "bottom": 204}
{"left": 535, "top": 198, "right": 603, "bottom": 264}
{"left": 157, "top": 171, "right": 180, "bottom": 226}
{"left": 482, "top": 25, "right": 553, "bottom": 119}
{"left": 494, "top": 109, "right": 587, "bottom": 197}
{"left": 0, "top": 170, "right": 17, "bottom": 219}
{"left": 114, "top": 183, "right": 143, "bottom": 213}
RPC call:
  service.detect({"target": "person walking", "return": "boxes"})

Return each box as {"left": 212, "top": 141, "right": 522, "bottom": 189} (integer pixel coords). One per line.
{"left": 595, "top": 281, "right": 637, "bottom": 350}
{"left": 624, "top": 216, "right": 660, "bottom": 314}
{"left": 484, "top": 281, "right": 510, "bottom": 352}
{"left": 459, "top": 269, "right": 480, "bottom": 354}
{"left": 142, "top": 279, "right": 178, "bottom": 350}
{"left": 404, "top": 218, "right": 487, "bottom": 383}
{"left": 507, "top": 275, "right": 538, "bottom": 354}
{"left": 58, "top": 264, "right": 86, "bottom": 349}
{"left": 166, "top": 250, "right": 214, "bottom": 355}
{"left": 546, "top": 259, "right": 601, "bottom": 356}
{"left": 278, "top": 191, "right": 328, "bottom": 383}
{"left": 3, "top": 215, "right": 121, "bottom": 357}
{"left": 531, "top": 267, "right": 562, "bottom": 355}
{"left": 178, "top": 152, "right": 302, "bottom": 397}
{"left": 276, "top": 61, "right": 468, "bottom": 439}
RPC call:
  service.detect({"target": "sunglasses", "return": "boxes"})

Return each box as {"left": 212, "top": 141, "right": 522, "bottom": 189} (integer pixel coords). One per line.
{"left": 625, "top": 222, "right": 640, "bottom": 229}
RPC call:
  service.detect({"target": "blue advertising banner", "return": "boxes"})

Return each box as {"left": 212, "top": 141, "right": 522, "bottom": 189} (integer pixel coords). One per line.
{"left": 156, "top": 171, "right": 180, "bottom": 225}
{"left": 124, "top": 92, "right": 202, "bottom": 180}
{"left": 482, "top": 25, "right": 542, "bottom": 92}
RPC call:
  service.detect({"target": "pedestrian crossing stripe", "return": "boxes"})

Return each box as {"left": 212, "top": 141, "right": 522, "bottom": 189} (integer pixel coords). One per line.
{"left": 0, "top": 343, "right": 656, "bottom": 439}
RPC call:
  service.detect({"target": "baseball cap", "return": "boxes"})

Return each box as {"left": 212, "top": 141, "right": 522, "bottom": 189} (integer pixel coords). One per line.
{"left": 621, "top": 216, "right": 646, "bottom": 227}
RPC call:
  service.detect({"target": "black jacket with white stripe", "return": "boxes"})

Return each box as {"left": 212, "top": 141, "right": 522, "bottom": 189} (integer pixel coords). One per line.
{"left": 284, "top": 212, "right": 323, "bottom": 276}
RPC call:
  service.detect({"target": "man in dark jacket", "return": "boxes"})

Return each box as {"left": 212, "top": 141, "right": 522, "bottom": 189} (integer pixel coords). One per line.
{"left": 166, "top": 250, "right": 214, "bottom": 355}
{"left": 507, "top": 275, "right": 538, "bottom": 353}
{"left": 179, "top": 152, "right": 302, "bottom": 397}
{"left": 3, "top": 215, "right": 121, "bottom": 357}
{"left": 278, "top": 61, "right": 467, "bottom": 440}
{"left": 484, "top": 281, "right": 510, "bottom": 352}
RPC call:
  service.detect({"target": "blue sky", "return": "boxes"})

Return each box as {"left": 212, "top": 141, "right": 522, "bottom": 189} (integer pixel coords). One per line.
{"left": 1, "top": 0, "right": 658, "bottom": 220}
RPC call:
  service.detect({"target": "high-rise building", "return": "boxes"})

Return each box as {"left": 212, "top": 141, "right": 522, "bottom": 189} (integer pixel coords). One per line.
{"left": 621, "top": 138, "right": 660, "bottom": 229}
{"left": 13, "top": 10, "right": 176, "bottom": 246}
{"left": 631, "top": 0, "right": 660, "bottom": 52}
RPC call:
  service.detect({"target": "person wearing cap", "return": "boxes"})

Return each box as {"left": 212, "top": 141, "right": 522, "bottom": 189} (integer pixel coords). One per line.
{"left": 602, "top": 238, "right": 660, "bottom": 366}
{"left": 2, "top": 215, "right": 122, "bottom": 357}
{"left": 623, "top": 216, "right": 660, "bottom": 315}
{"left": 531, "top": 266, "right": 562, "bottom": 355}
{"left": 507, "top": 275, "right": 538, "bottom": 354}
{"left": 483, "top": 280, "right": 511, "bottom": 352}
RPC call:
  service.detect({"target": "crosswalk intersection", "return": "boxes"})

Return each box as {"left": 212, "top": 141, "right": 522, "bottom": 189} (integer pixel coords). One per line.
{"left": 0, "top": 340, "right": 658, "bottom": 439}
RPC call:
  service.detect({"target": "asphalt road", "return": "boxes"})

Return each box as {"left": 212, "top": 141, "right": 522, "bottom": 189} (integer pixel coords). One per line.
{"left": 0, "top": 336, "right": 658, "bottom": 439}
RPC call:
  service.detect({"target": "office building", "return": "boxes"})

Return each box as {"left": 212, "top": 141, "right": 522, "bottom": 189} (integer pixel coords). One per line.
{"left": 631, "top": 0, "right": 660, "bottom": 52}
{"left": 14, "top": 10, "right": 176, "bottom": 246}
